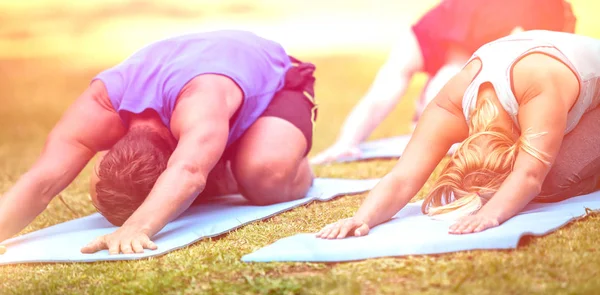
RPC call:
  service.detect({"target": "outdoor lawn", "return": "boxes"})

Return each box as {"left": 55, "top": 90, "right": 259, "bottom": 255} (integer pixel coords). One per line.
{"left": 1, "top": 0, "right": 599, "bottom": 294}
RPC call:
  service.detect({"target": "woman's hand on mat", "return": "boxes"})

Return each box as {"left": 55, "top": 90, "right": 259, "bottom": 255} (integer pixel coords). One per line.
{"left": 310, "top": 144, "right": 361, "bottom": 165}
{"left": 81, "top": 226, "right": 158, "bottom": 255}
{"left": 316, "top": 217, "right": 370, "bottom": 239}
{"left": 448, "top": 214, "right": 500, "bottom": 234}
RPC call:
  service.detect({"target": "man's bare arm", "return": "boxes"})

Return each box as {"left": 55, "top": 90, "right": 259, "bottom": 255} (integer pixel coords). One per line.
{"left": 121, "top": 77, "right": 238, "bottom": 238}
{"left": 0, "top": 81, "right": 124, "bottom": 243}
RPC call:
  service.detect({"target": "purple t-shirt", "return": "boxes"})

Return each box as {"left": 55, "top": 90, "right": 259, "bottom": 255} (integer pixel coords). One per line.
{"left": 94, "top": 30, "right": 291, "bottom": 146}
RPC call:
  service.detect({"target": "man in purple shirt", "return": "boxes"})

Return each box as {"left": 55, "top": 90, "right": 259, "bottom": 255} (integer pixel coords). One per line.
{"left": 0, "top": 30, "right": 317, "bottom": 255}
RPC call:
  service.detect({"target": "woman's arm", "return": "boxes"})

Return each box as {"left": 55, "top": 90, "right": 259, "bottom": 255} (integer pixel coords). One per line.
{"left": 317, "top": 61, "right": 480, "bottom": 239}
{"left": 450, "top": 54, "right": 580, "bottom": 234}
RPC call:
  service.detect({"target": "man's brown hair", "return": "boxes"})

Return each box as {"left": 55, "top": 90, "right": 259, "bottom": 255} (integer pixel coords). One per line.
{"left": 93, "top": 127, "right": 174, "bottom": 226}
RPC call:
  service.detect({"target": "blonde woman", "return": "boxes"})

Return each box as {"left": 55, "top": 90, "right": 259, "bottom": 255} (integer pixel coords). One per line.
{"left": 318, "top": 30, "right": 600, "bottom": 238}
{"left": 310, "top": 0, "right": 575, "bottom": 164}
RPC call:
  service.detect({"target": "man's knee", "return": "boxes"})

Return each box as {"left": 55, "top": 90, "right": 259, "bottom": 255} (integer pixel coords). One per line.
{"left": 233, "top": 155, "right": 307, "bottom": 206}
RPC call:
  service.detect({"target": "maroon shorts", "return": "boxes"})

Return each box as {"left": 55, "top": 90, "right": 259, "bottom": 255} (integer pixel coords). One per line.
{"left": 412, "top": 0, "right": 576, "bottom": 76}
{"left": 537, "top": 105, "right": 600, "bottom": 202}
{"left": 224, "top": 56, "right": 317, "bottom": 158}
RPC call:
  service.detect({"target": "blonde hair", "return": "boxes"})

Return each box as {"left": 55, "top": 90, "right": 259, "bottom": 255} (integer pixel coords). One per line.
{"left": 422, "top": 94, "right": 550, "bottom": 220}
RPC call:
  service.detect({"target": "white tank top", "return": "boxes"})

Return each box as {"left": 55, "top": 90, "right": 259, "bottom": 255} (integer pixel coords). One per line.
{"left": 462, "top": 30, "right": 600, "bottom": 134}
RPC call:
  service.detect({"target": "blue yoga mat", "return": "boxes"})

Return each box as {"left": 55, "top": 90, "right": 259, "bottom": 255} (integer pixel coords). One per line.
{"left": 242, "top": 191, "right": 600, "bottom": 262}
{"left": 0, "top": 178, "right": 379, "bottom": 265}
{"left": 339, "top": 135, "right": 458, "bottom": 162}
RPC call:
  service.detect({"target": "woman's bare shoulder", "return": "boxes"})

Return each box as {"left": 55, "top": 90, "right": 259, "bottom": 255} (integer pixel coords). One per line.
{"left": 434, "top": 58, "right": 482, "bottom": 113}
{"left": 511, "top": 53, "right": 579, "bottom": 107}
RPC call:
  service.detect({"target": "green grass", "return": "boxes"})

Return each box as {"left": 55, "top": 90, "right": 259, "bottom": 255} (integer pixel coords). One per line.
{"left": 1, "top": 53, "right": 600, "bottom": 295}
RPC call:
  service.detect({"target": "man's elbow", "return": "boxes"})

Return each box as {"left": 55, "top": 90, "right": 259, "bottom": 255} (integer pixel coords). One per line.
{"left": 171, "top": 162, "right": 208, "bottom": 193}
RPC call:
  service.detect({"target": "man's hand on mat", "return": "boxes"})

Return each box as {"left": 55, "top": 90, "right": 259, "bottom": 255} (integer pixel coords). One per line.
{"left": 316, "top": 217, "right": 370, "bottom": 239}
{"left": 448, "top": 214, "right": 500, "bottom": 234}
{"left": 310, "top": 144, "right": 361, "bottom": 165}
{"left": 81, "top": 227, "right": 158, "bottom": 255}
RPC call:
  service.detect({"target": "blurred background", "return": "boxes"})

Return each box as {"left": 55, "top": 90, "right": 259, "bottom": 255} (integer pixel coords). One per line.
{"left": 2, "top": 0, "right": 596, "bottom": 67}
{"left": 0, "top": 0, "right": 599, "bottom": 162}
{"left": 0, "top": 0, "right": 441, "bottom": 66}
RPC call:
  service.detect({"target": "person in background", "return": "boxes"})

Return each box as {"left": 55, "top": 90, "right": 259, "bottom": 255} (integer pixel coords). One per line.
{"left": 311, "top": 0, "right": 576, "bottom": 164}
